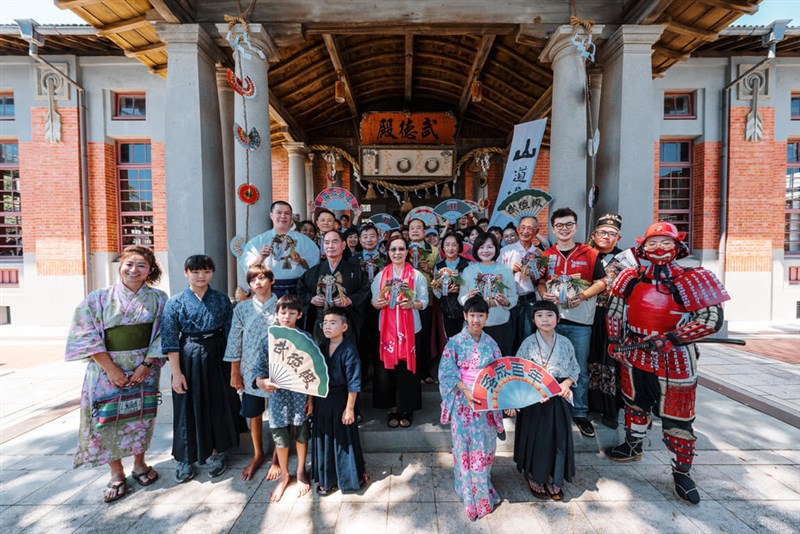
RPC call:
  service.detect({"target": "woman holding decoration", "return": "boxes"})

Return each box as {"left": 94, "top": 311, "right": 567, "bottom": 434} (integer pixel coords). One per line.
{"left": 371, "top": 236, "right": 428, "bottom": 428}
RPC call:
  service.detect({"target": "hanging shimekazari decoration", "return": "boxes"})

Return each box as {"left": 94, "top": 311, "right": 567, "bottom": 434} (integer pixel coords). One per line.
{"left": 238, "top": 184, "right": 260, "bottom": 205}
{"left": 226, "top": 68, "right": 256, "bottom": 98}
{"left": 234, "top": 123, "right": 261, "bottom": 150}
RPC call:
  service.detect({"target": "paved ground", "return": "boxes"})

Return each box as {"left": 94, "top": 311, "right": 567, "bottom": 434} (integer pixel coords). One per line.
{"left": 1, "top": 327, "right": 798, "bottom": 533}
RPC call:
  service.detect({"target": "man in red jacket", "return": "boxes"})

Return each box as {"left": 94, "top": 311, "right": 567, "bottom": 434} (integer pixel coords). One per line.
{"left": 537, "top": 207, "right": 607, "bottom": 438}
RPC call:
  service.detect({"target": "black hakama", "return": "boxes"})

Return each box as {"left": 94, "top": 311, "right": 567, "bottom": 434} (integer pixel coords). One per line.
{"left": 513, "top": 391, "right": 575, "bottom": 488}
{"left": 588, "top": 306, "right": 621, "bottom": 421}
{"left": 171, "top": 333, "right": 245, "bottom": 464}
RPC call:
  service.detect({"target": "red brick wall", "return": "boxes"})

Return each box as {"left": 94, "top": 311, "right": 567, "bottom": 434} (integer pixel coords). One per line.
{"left": 87, "top": 142, "right": 118, "bottom": 252}
{"left": 726, "top": 106, "right": 785, "bottom": 272}
{"left": 18, "top": 107, "right": 84, "bottom": 276}
{"left": 691, "top": 142, "right": 722, "bottom": 251}
{"left": 482, "top": 149, "right": 550, "bottom": 224}
{"left": 151, "top": 142, "right": 167, "bottom": 252}
{"left": 272, "top": 149, "right": 289, "bottom": 203}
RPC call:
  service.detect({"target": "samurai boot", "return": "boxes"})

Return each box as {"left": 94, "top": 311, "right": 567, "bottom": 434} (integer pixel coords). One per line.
{"left": 605, "top": 434, "right": 643, "bottom": 463}
{"left": 672, "top": 469, "right": 700, "bottom": 505}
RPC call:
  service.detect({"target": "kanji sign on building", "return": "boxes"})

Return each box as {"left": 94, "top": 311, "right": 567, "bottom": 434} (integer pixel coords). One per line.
{"left": 361, "top": 112, "right": 456, "bottom": 145}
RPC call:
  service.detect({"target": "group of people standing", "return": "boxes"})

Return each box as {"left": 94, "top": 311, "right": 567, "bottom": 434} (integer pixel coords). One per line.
{"left": 66, "top": 197, "right": 729, "bottom": 520}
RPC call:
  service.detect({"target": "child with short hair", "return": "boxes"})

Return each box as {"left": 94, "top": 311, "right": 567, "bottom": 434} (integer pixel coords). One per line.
{"left": 254, "top": 295, "right": 313, "bottom": 501}
{"left": 439, "top": 295, "right": 505, "bottom": 521}
{"left": 512, "top": 300, "right": 579, "bottom": 501}
{"left": 161, "top": 255, "right": 244, "bottom": 482}
{"left": 224, "top": 264, "right": 277, "bottom": 481}
{"left": 312, "top": 308, "right": 366, "bottom": 495}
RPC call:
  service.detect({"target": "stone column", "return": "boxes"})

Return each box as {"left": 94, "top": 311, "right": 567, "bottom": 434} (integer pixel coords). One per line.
{"left": 156, "top": 23, "right": 228, "bottom": 292}
{"left": 539, "top": 25, "right": 602, "bottom": 241}
{"left": 216, "top": 67, "right": 236, "bottom": 295}
{"left": 284, "top": 142, "right": 309, "bottom": 220}
{"left": 305, "top": 153, "right": 316, "bottom": 214}
{"left": 595, "top": 25, "right": 665, "bottom": 247}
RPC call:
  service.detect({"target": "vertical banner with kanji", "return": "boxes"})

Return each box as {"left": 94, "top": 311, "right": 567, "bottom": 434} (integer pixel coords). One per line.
{"left": 489, "top": 119, "right": 547, "bottom": 228}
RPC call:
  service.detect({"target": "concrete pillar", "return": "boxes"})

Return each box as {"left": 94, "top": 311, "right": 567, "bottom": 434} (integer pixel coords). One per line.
{"left": 223, "top": 24, "right": 275, "bottom": 243}
{"left": 539, "top": 25, "right": 603, "bottom": 242}
{"left": 595, "top": 25, "right": 665, "bottom": 248}
{"left": 284, "top": 142, "right": 308, "bottom": 220}
{"left": 216, "top": 67, "right": 236, "bottom": 296}
{"left": 305, "top": 153, "right": 316, "bottom": 215}
{"left": 156, "top": 23, "right": 228, "bottom": 293}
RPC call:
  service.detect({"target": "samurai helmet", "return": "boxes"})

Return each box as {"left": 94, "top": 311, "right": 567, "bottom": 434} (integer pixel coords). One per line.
{"left": 635, "top": 222, "right": 690, "bottom": 264}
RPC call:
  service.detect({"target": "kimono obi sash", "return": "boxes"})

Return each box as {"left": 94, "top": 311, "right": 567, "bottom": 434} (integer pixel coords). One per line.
{"left": 104, "top": 322, "right": 154, "bottom": 352}
{"left": 460, "top": 366, "right": 481, "bottom": 392}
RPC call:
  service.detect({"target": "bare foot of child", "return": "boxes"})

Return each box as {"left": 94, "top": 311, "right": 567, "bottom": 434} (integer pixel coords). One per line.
{"left": 241, "top": 453, "right": 264, "bottom": 481}
{"left": 270, "top": 475, "right": 292, "bottom": 502}
{"left": 296, "top": 470, "right": 311, "bottom": 497}
{"left": 266, "top": 461, "right": 281, "bottom": 481}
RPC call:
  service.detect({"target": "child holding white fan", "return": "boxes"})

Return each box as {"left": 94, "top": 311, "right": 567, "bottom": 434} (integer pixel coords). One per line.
{"left": 254, "top": 295, "right": 313, "bottom": 502}
{"left": 512, "top": 300, "right": 579, "bottom": 501}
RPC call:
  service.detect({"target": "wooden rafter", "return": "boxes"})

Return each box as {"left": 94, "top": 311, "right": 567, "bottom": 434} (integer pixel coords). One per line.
{"left": 96, "top": 15, "right": 149, "bottom": 37}
{"left": 653, "top": 45, "right": 691, "bottom": 61}
{"left": 694, "top": 0, "right": 760, "bottom": 15}
{"left": 305, "top": 23, "right": 516, "bottom": 36}
{"left": 322, "top": 34, "right": 358, "bottom": 118}
{"left": 662, "top": 16, "right": 720, "bottom": 41}
{"left": 624, "top": 0, "right": 674, "bottom": 25}
{"left": 269, "top": 89, "right": 308, "bottom": 144}
{"left": 124, "top": 42, "right": 166, "bottom": 57}
{"left": 54, "top": 0, "right": 98, "bottom": 8}
{"left": 149, "top": 0, "right": 194, "bottom": 24}
{"left": 458, "top": 35, "right": 495, "bottom": 116}
{"left": 404, "top": 34, "right": 414, "bottom": 104}
{"left": 505, "top": 86, "right": 552, "bottom": 144}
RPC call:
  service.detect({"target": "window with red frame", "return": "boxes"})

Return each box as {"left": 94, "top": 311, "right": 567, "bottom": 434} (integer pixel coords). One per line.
{"left": 0, "top": 142, "right": 22, "bottom": 257}
{"left": 117, "top": 142, "right": 154, "bottom": 249}
{"left": 658, "top": 141, "right": 693, "bottom": 246}
{"left": 113, "top": 92, "right": 146, "bottom": 120}
{"left": 664, "top": 92, "right": 695, "bottom": 119}
{"left": 787, "top": 141, "right": 800, "bottom": 255}
{"left": 0, "top": 94, "right": 14, "bottom": 120}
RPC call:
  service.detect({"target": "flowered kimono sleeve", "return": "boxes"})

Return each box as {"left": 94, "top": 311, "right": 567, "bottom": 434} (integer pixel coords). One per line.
{"left": 65, "top": 290, "right": 107, "bottom": 362}
{"left": 224, "top": 303, "right": 246, "bottom": 362}
{"left": 438, "top": 338, "right": 461, "bottom": 424}
{"left": 144, "top": 289, "right": 168, "bottom": 360}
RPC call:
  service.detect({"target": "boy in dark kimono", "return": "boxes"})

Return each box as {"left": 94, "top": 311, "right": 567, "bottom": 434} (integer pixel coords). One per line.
{"left": 312, "top": 308, "right": 366, "bottom": 495}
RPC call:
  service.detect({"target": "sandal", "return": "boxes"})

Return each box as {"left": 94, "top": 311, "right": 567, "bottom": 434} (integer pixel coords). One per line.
{"left": 398, "top": 412, "right": 413, "bottom": 428}
{"left": 103, "top": 477, "right": 128, "bottom": 503}
{"left": 131, "top": 466, "right": 159, "bottom": 487}
{"left": 527, "top": 480, "right": 549, "bottom": 500}
{"left": 316, "top": 484, "right": 338, "bottom": 496}
{"left": 422, "top": 376, "right": 438, "bottom": 385}
{"left": 387, "top": 412, "right": 400, "bottom": 428}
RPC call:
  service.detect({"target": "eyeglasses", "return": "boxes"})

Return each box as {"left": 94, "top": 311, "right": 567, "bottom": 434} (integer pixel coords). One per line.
{"left": 594, "top": 230, "right": 619, "bottom": 238}
{"left": 643, "top": 239, "right": 676, "bottom": 250}
{"left": 553, "top": 222, "right": 576, "bottom": 230}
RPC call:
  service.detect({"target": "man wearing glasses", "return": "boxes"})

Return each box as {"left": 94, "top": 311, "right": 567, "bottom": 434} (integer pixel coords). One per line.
{"left": 537, "top": 207, "right": 607, "bottom": 439}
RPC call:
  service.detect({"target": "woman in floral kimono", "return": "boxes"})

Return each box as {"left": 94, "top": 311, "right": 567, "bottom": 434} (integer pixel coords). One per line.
{"left": 439, "top": 296, "right": 505, "bottom": 521}
{"left": 65, "top": 245, "right": 167, "bottom": 503}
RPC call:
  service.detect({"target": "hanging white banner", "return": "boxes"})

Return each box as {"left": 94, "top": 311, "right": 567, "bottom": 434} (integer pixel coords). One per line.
{"left": 488, "top": 118, "right": 547, "bottom": 229}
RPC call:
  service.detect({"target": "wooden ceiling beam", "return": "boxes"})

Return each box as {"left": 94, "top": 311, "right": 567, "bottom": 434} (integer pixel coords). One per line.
{"left": 458, "top": 36, "right": 495, "bottom": 116}
{"left": 694, "top": 0, "right": 760, "bottom": 15}
{"left": 305, "top": 23, "right": 516, "bottom": 36}
{"left": 269, "top": 89, "right": 308, "bottom": 144}
{"left": 661, "top": 16, "right": 720, "bottom": 41}
{"left": 506, "top": 86, "right": 552, "bottom": 144}
{"left": 623, "top": 0, "right": 674, "bottom": 25}
{"left": 322, "top": 34, "right": 359, "bottom": 118}
{"left": 54, "top": 0, "right": 98, "bottom": 9}
{"left": 404, "top": 34, "right": 414, "bottom": 104}
{"left": 653, "top": 45, "right": 691, "bottom": 61}
{"left": 124, "top": 42, "right": 167, "bottom": 58}
{"left": 97, "top": 15, "right": 150, "bottom": 37}
{"left": 149, "top": 0, "right": 194, "bottom": 24}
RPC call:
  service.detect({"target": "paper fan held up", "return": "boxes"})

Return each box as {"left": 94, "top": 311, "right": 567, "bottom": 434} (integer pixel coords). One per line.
{"left": 267, "top": 326, "right": 329, "bottom": 397}
{"left": 369, "top": 213, "right": 401, "bottom": 233}
{"left": 495, "top": 188, "right": 553, "bottom": 223}
{"left": 471, "top": 357, "right": 562, "bottom": 412}
{"left": 433, "top": 199, "right": 475, "bottom": 224}
{"left": 314, "top": 187, "right": 360, "bottom": 212}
